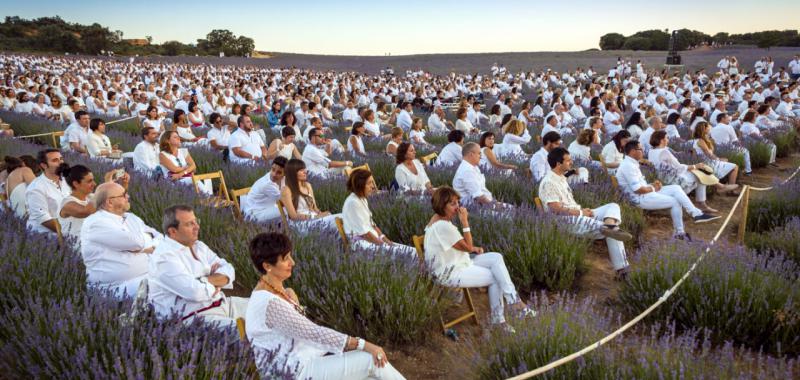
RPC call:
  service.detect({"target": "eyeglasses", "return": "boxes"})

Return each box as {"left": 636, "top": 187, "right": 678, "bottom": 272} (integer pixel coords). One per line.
{"left": 109, "top": 191, "right": 128, "bottom": 200}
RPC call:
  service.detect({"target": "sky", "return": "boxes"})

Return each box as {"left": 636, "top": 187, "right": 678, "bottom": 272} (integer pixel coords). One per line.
{"left": 2, "top": 0, "right": 799, "bottom": 56}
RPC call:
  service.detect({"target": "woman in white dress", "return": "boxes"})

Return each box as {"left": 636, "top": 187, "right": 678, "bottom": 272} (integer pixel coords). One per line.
{"left": 385, "top": 127, "right": 404, "bottom": 157}
{"left": 477, "top": 132, "right": 517, "bottom": 173}
{"left": 740, "top": 110, "right": 777, "bottom": 164}
{"left": 342, "top": 169, "right": 416, "bottom": 256}
{"left": 362, "top": 109, "right": 382, "bottom": 138}
{"left": 3, "top": 155, "right": 37, "bottom": 218}
{"left": 143, "top": 105, "right": 164, "bottom": 134}
{"left": 408, "top": 117, "right": 432, "bottom": 147}
{"left": 517, "top": 101, "right": 537, "bottom": 126}
{"left": 623, "top": 112, "right": 645, "bottom": 140}
{"left": 394, "top": 143, "right": 434, "bottom": 194}
{"left": 158, "top": 131, "right": 208, "bottom": 193}
{"left": 601, "top": 130, "right": 631, "bottom": 175}
{"left": 246, "top": 232, "right": 405, "bottom": 379}
{"left": 105, "top": 91, "right": 120, "bottom": 118}
{"left": 347, "top": 122, "right": 368, "bottom": 157}
{"left": 487, "top": 104, "right": 503, "bottom": 128}
{"left": 267, "top": 126, "right": 302, "bottom": 161}
{"left": 454, "top": 108, "right": 477, "bottom": 135}
{"left": 280, "top": 159, "right": 340, "bottom": 232}
{"left": 692, "top": 121, "right": 739, "bottom": 189}
{"left": 87, "top": 118, "right": 122, "bottom": 158}
{"left": 568, "top": 128, "right": 600, "bottom": 167}
{"left": 173, "top": 109, "right": 205, "bottom": 144}
{"left": 495, "top": 119, "right": 531, "bottom": 159}
{"left": 188, "top": 101, "right": 206, "bottom": 128}
{"left": 31, "top": 94, "right": 51, "bottom": 118}
{"left": 423, "top": 187, "right": 535, "bottom": 330}
{"left": 648, "top": 130, "right": 737, "bottom": 213}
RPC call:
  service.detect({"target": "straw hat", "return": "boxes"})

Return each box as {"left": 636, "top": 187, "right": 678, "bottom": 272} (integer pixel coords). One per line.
{"left": 690, "top": 164, "right": 719, "bottom": 186}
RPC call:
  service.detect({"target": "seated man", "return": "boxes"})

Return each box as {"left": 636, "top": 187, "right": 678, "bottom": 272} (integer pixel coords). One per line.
{"left": 452, "top": 142, "right": 509, "bottom": 208}
{"left": 63, "top": 110, "right": 91, "bottom": 154}
{"left": 710, "top": 113, "right": 752, "bottom": 175}
{"left": 241, "top": 156, "right": 287, "bottom": 223}
{"left": 26, "top": 148, "right": 71, "bottom": 234}
{"left": 615, "top": 141, "right": 719, "bottom": 240}
{"left": 301, "top": 128, "right": 352, "bottom": 178}
{"left": 132, "top": 126, "right": 160, "bottom": 175}
{"left": 229, "top": 115, "right": 267, "bottom": 164}
{"left": 539, "top": 148, "right": 632, "bottom": 278}
{"left": 436, "top": 129, "right": 465, "bottom": 167}
{"left": 81, "top": 182, "right": 163, "bottom": 297}
{"left": 148, "top": 205, "right": 247, "bottom": 329}
{"left": 530, "top": 131, "right": 588, "bottom": 183}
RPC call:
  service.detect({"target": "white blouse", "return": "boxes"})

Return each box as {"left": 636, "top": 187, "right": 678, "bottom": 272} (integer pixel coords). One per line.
{"left": 395, "top": 159, "right": 431, "bottom": 192}
{"left": 347, "top": 135, "right": 365, "bottom": 156}
{"left": 567, "top": 141, "right": 592, "bottom": 162}
{"left": 58, "top": 194, "right": 92, "bottom": 240}
{"left": 601, "top": 141, "right": 623, "bottom": 172}
{"left": 342, "top": 193, "right": 379, "bottom": 239}
{"left": 423, "top": 220, "right": 471, "bottom": 279}
{"left": 87, "top": 132, "right": 113, "bottom": 157}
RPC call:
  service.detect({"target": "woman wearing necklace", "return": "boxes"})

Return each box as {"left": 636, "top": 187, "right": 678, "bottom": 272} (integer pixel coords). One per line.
{"left": 246, "top": 232, "right": 406, "bottom": 380}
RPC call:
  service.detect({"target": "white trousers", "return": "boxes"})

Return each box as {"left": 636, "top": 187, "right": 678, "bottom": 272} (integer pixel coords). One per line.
{"left": 352, "top": 239, "right": 417, "bottom": 258}
{"left": 634, "top": 185, "right": 702, "bottom": 234}
{"left": 298, "top": 351, "right": 406, "bottom": 380}
{"left": 194, "top": 296, "right": 249, "bottom": 331}
{"left": 679, "top": 172, "right": 707, "bottom": 202}
{"left": 566, "top": 203, "right": 629, "bottom": 270}
{"left": 442, "top": 252, "right": 520, "bottom": 324}
{"left": 768, "top": 143, "right": 777, "bottom": 164}
{"left": 291, "top": 213, "right": 341, "bottom": 234}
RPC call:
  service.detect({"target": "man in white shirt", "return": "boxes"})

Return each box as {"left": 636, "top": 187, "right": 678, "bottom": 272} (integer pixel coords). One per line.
{"left": 396, "top": 101, "right": 413, "bottom": 131}
{"left": 148, "top": 205, "right": 247, "bottom": 329}
{"left": 467, "top": 102, "right": 488, "bottom": 127}
{"left": 789, "top": 55, "right": 800, "bottom": 81}
{"left": 541, "top": 114, "right": 573, "bottom": 137}
{"left": 229, "top": 115, "right": 267, "bottom": 164}
{"left": 63, "top": 110, "right": 91, "bottom": 154}
{"left": 436, "top": 130, "right": 465, "bottom": 167}
{"left": 81, "top": 182, "right": 163, "bottom": 297}
{"left": 569, "top": 96, "right": 586, "bottom": 120}
{"left": 206, "top": 113, "right": 232, "bottom": 152}
{"left": 539, "top": 148, "right": 631, "bottom": 277}
{"left": 25, "top": 148, "right": 71, "bottom": 234}
{"left": 293, "top": 101, "right": 310, "bottom": 130}
{"left": 710, "top": 113, "right": 752, "bottom": 174}
{"left": 302, "top": 128, "right": 352, "bottom": 177}
{"left": 615, "top": 141, "right": 718, "bottom": 240}
{"left": 453, "top": 143, "right": 505, "bottom": 207}
{"left": 242, "top": 156, "right": 286, "bottom": 222}
{"left": 775, "top": 93, "right": 800, "bottom": 118}
{"left": 638, "top": 116, "right": 663, "bottom": 155}
{"left": 428, "top": 106, "right": 453, "bottom": 132}
{"left": 530, "top": 131, "right": 589, "bottom": 183}
{"left": 132, "top": 126, "right": 160, "bottom": 174}
{"left": 342, "top": 100, "right": 360, "bottom": 124}
{"left": 174, "top": 93, "right": 190, "bottom": 113}
{"left": 603, "top": 102, "right": 623, "bottom": 136}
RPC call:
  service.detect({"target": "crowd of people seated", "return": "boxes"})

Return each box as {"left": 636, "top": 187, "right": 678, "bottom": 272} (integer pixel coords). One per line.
{"left": 1, "top": 52, "right": 799, "bottom": 379}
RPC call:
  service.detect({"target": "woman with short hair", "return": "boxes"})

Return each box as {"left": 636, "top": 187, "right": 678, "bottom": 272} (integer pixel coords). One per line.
{"left": 87, "top": 118, "right": 121, "bottom": 158}
{"left": 267, "top": 126, "right": 302, "bottom": 160}
{"left": 394, "top": 142, "right": 434, "bottom": 194}
{"left": 601, "top": 130, "right": 631, "bottom": 174}
{"left": 385, "top": 127, "right": 404, "bottom": 156}
{"left": 246, "top": 232, "right": 405, "bottom": 379}
{"left": 567, "top": 128, "right": 598, "bottom": 163}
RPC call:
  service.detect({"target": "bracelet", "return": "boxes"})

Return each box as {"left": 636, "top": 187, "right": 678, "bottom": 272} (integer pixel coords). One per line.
{"left": 462, "top": 227, "right": 471, "bottom": 233}
{"left": 357, "top": 338, "right": 366, "bottom": 351}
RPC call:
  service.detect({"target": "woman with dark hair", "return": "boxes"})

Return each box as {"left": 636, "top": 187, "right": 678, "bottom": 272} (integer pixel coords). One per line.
{"left": 187, "top": 101, "right": 205, "bottom": 128}
{"left": 347, "top": 121, "right": 367, "bottom": 157}
{"left": 688, "top": 108, "right": 707, "bottom": 134}
{"left": 143, "top": 105, "right": 164, "bottom": 133}
{"left": 267, "top": 126, "right": 302, "bottom": 160}
{"left": 87, "top": 118, "right": 121, "bottom": 158}
{"left": 342, "top": 169, "right": 415, "bottom": 256}
{"left": 57, "top": 165, "right": 96, "bottom": 240}
{"left": 385, "top": 127, "right": 404, "bottom": 156}
{"left": 623, "top": 112, "right": 644, "bottom": 139}
{"left": 601, "top": 130, "right": 631, "bottom": 174}
{"left": 664, "top": 112, "right": 683, "bottom": 140}
{"left": 3, "top": 155, "right": 38, "bottom": 217}
{"left": 245, "top": 232, "right": 405, "bottom": 379}
{"left": 394, "top": 142, "right": 433, "bottom": 194}
{"left": 488, "top": 104, "right": 503, "bottom": 127}
{"left": 173, "top": 109, "right": 203, "bottom": 143}
{"left": 478, "top": 131, "right": 517, "bottom": 172}
{"left": 277, "top": 111, "right": 301, "bottom": 141}
{"left": 423, "top": 187, "right": 534, "bottom": 331}
{"left": 106, "top": 91, "right": 120, "bottom": 118}
{"left": 267, "top": 101, "right": 282, "bottom": 128}
{"left": 279, "top": 159, "right": 339, "bottom": 231}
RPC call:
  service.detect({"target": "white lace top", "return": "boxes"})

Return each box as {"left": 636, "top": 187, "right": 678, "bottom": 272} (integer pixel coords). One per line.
{"left": 246, "top": 290, "right": 347, "bottom": 374}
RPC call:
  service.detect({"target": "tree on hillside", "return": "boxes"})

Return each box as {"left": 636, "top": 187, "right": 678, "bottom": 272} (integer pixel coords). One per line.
{"left": 599, "top": 33, "right": 625, "bottom": 50}
{"left": 628, "top": 30, "right": 670, "bottom": 50}
{"left": 162, "top": 41, "right": 183, "bottom": 55}
{"left": 623, "top": 36, "right": 650, "bottom": 51}
{"left": 713, "top": 32, "right": 729, "bottom": 45}
{"left": 205, "top": 29, "right": 236, "bottom": 55}
{"left": 234, "top": 36, "right": 255, "bottom": 56}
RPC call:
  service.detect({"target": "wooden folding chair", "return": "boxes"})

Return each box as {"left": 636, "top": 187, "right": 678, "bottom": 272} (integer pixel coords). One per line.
{"left": 191, "top": 171, "right": 232, "bottom": 207}
{"left": 51, "top": 131, "right": 64, "bottom": 148}
{"left": 610, "top": 176, "right": 619, "bottom": 190}
{"left": 54, "top": 219, "right": 64, "bottom": 247}
{"left": 344, "top": 163, "right": 370, "bottom": 177}
{"left": 236, "top": 318, "right": 247, "bottom": 341}
{"left": 276, "top": 200, "right": 289, "bottom": 234}
{"left": 533, "top": 197, "right": 544, "bottom": 212}
{"left": 420, "top": 152, "right": 438, "bottom": 166}
{"left": 335, "top": 217, "right": 349, "bottom": 251}
{"left": 412, "top": 235, "right": 480, "bottom": 333}
{"left": 230, "top": 187, "right": 251, "bottom": 219}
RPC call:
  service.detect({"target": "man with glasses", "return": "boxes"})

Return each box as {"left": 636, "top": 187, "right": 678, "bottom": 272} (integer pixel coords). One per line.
{"left": 148, "top": 205, "right": 247, "bottom": 329}
{"left": 81, "top": 182, "right": 163, "bottom": 297}
{"left": 206, "top": 113, "right": 231, "bottom": 152}
{"left": 25, "top": 148, "right": 71, "bottom": 234}
{"left": 616, "top": 141, "right": 719, "bottom": 241}
{"left": 302, "top": 128, "right": 351, "bottom": 178}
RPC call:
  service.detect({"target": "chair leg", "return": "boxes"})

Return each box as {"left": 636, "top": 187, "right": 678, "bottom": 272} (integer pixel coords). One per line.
{"left": 464, "top": 288, "right": 480, "bottom": 326}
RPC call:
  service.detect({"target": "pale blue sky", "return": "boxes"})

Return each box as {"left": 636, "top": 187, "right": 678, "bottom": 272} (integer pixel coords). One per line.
{"left": 2, "top": 0, "right": 798, "bottom": 55}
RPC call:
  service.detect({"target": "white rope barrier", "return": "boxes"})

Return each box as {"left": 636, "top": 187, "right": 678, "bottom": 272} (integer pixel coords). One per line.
{"left": 507, "top": 162, "right": 800, "bottom": 380}
{"left": 105, "top": 115, "right": 138, "bottom": 125}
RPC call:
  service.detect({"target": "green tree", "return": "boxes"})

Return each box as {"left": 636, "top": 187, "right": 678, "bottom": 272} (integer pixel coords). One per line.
{"left": 757, "top": 31, "right": 781, "bottom": 49}
{"left": 234, "top": 35, "right": 255, "bottom": 56}
{"left": 80, "top": 23, "right": 113, "bottom": 54}
{"left": 205, "top": 29, "right": 236, "bottom": 55}
{"left": 713, "top": 32, "right": 729, "bottom": 45}
{"left": 623, "top": 36, "right": 650, "bottom": 51}
{"left": 599, "top": 33, "right": 625, "bottom": 50}
{"left": 162, "top": 40, "right": 183, "bottom": 55}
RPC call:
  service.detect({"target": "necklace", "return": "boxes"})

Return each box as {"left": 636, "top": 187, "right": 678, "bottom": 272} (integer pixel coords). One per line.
{"left": 260, "top": 277, "right": 306, "bottom": 316}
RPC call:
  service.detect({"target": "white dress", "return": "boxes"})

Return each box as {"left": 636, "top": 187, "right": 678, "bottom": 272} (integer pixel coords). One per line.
{"left": 160, "top": 149, "right": 211, "bottom": 195}
{"left": 494, "top": 130, "right": 531, "bottom": 159}
{"left": 692, "top": 139, "right": 736, "bottom": 179}
{"left": 394, "top": 160, "right": 431, "bottom": 192}
{"left": 347, "top": 135, "right": 365, "bottom": 156}
{"left": 277, "top": 142, "right": 296, "bottom": 160}
{"left": 567, "top": 141, "right": 592, "bottom": 162}
{"left": 288, "top": 195, "right": 340, "bottom": 233}
{"left": 9, "top": 182, "right": 27, "bottom": 218}
{"left": 341, "top": 193, "right": 416, "bottom": 256}
{"left": 58, "top": 195, "right": 91, "bottom": 241}
{"left": 601, "top": 141, "right": 624, "bottom": 175}
{"left": 409, "top": 130, "right": 429, "bottom": 145}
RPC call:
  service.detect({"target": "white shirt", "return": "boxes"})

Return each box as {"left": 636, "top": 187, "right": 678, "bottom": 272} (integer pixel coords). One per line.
{"left": 615, "top": 156, "right": 648, "bottom": 203}
{"left": 455, "top": 119, "right": 474, "bottom": 134}
{"left": 65, "top": 124, "right": 90, "bottom": 152}
{"left": 538, "top": 171, "right": 580, "bottom": 212}
{"left": 58, "top": 194, "right": 91, "bottom": 241}
{"left": 242, "top": 175, "right": 283, "bottom": 222}
{"left": 423, "top": 220, "right": 471, "bottom": 279}
{"left": 87, "top": 132, "right": 113, "bottom": 157}
{"left": 648, "top": 147, "right": 689, "bottom": 177}
{"left": 25, "top": 174, "right": 71, "bottom": 234}
{"left": 80, "top": 210, "right": 163, "bottom": 289}
{"left": 395, "top": 160, "right": 431, "bottom": 192}
{"left": 437, "top": 142, "right": 462, "bottom": 167}
{"left": 229, "top": 129, "right": 265, "bottom": 164}
{"left": 529, "top": 148, "right": 549, "bottom": 182}
{"left": 148, "top": 237, "right": 235, "bottom": 318}
{"left": 207, "top": 127, "right": 231, "bottom": 147}
{"left": 567, "top": 141, "right": 592, "bottom": 162}
{"left": 302, "top": 144, "right": 332, "bottom": 177}
{"left": 133, "top": 140, "right": 160, "bottom": 173}
{"left": 452, "top": 161, "right": 492, "bottom": 205}
{"left": 342, "top": 193, "right": 379, "bottom": 239}
{"left": 397, "top": 110, "right": 413, "bottom": 131}
{"left": 639, "top": 127, "right": 656, "bottom": 153}
{"left": 342, "top": 107, "right": 360, "bottom": 122}
{"left": 710, "top": 123, "right": 738, "bottom": 145}
{"left": 428, "top": 113, "right": 448, "bottom": 133}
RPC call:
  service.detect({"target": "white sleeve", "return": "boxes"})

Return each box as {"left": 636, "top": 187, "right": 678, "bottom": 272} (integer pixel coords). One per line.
{"left": 264, "top": 297, "right": 348, "bottom": 354}
{"left": 342, "top": 198, "right": 371, "bottom": 236}
{"left": 25, "top": 185, "right": 52, "bottom": 227}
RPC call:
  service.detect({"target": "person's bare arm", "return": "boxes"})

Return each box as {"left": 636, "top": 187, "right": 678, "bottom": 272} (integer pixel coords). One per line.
{"left": 59, "top": 200, "right": 96, "bottom": 218}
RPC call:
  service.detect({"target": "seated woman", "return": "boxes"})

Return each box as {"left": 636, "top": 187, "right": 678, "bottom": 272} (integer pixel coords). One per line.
{"left": 3, "top": 155, "right": 37, "bottom": 218}
{"left": 454, "top": 107, "right": 477, "bottom": 135}
{"left": 423, "top": 187, "right": 534, "bottom": 329}
{"left": 143, "top": 105, "right": 165, "bottom": 134}
{"left": 394, "top": 142, "right": 434, "bottom": 194}
{"left": 567, "top": 128, "right": 601, "bottom": 167}
{"left": 246, "top": 232, "right": 405, "bottom": 379}
{"left": 347, "top": 122, "right": 368, "bottom": 157}
{"left": 601, "top": 130, "right": 631, "bottom": 175}
{"left": 494, "top": 119, "right": 531, "bottom": 159}
{"left": 478, "top": 132, "right": 517, "bottom": 173}
{"left": 267, "top": 126, "right": 302, "bottom": 161}
{"left": 158, "top": 131, "right": 210, "bottom": 194}
{"left": 173, "top": 109, "right": 205, "bottom": 144}
{"left": 342, "top": 169, "right": 416, "bottom": 256}
{"left": 362, "top": 109, "right": 382, "bottom": 138}
{"left": 188, "top": 101, "right": 206, "bottom": 128}
{"left": 280, "top": 159, "right": 340, "bottom": 232}
{"left": 692, "top": 121, "right": 739, "bottom": 193}
{"left": 58, "top": 165, "right": 130, "bottom": 241}
{"left": 267, "top": 101, "right": 282, "bottom": 129}
{"left": 623, "top": 111, "right": 645, "bottom": 140}
{"left": 740, "top": 110, "right": 777, "bottom": 165}
{"left": 87, "top": 118, "right": 122, "bottom": 158}
{"left": 408, "top": 117, "right": 432, "bottom": 147}
{"left": 649, "top": 130, "right": 737, "bottom": 213}
{"left": 385, "top": 127, "right": 404, "bottom": 156}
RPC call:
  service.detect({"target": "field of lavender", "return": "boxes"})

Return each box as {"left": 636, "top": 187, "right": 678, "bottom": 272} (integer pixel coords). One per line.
{"left": 1, "top": 109, "right": 799, "bottom": 379}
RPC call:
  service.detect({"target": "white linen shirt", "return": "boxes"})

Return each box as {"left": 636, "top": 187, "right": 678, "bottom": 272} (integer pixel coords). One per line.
{"left": 529, "top": 148, "right": 549, "bottom": 182}
{"left": 436, "top": 142, "right": 462, "bottom": 167}
{"left": 342, "top": 193, "right": 379, "bottom": 238}
{"left": 207, "top": 127, "right": 232, "bottom": 147}
{"left": 452, "top": 161, "right": 492, "bottom": 205}
{"left": 423, "top": 220, "right": 471, "bottom": 279}
{"left": 301, "top": 144, "right": 332, "bottom": 177}
{"left": 229, "top": 129, "right": 265, "bottom": 164}
{"left": 242, "top": 175, "right": 283, "bottom": 222}
{"left": 25, "top": 174, "right": 71, "bottom": 234}
{"left": 133, "top": 140, "right": 160, "bottom": 173}
{"left": 395, "top": 160, "right": 431, "bottom": 192}
{"left": 710, "top": 123, "right": 738, "bottom": 145}
{"left": 615, "top": 156, "right": 648, "bottom": 203}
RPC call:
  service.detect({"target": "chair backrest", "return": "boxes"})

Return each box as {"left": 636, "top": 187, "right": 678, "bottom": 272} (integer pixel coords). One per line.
{"left": 344, "top": 163, "right": 370, "bottom": 178}
{"left": 276, "top": 200, "right": 289, "bottom": 233}
{"left": 191, "top": 171, "right": 231, "bottom": 203}
{"left": 412, "top": 235, "right": 425, "bottom": 261}
{"left": 534, "top": 197, "right": 544, "bottom": 212}
{"left": 334, "top": 217, "right": 349, "bottom": 250}
{"left": 236, "top": 318, "right": 246, "bottom": 341}
{"left": 51, "top": 131, "right": 65, "bottom": 148}
{"left": 231, "top": 187, "right": 251, "bottom": 219}
{"left": 420, "top": 152, "right": 438, "bottom": 166}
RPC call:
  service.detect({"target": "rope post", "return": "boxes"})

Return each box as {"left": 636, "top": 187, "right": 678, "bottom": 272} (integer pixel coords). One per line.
{"left": 737, "top": 185, "right": 750, "bottom": 244}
